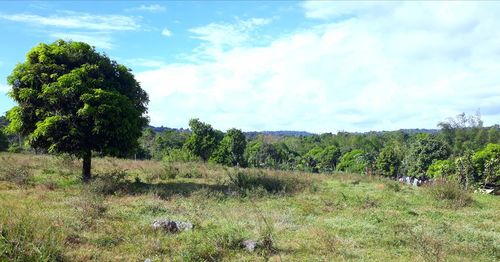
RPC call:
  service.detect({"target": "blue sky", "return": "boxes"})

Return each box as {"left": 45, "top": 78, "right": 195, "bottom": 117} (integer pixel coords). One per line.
{"left": 0, "top": 1, "right": 499, "bottom": 133}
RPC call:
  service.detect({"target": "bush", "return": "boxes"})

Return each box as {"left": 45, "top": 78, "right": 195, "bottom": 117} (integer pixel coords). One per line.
{"left": 0, "top": 164, "right": 33, "bottom": 186}
{"left": 426, "top": 179, "right": 473, "bottom": 208}
{"left": 162, "top": 148, "right": 200, "bottom": 163}
{"left": 88, "top": 170, "right": 129, "bottom": 195}
{"left": 427, "top": 159, "right": 455, "bottom": 179}
{"left": 473, "top": 143, "right": 500, "bottom": 185}
{"left": 226, "top": 170, "right": 304, "bottom": 196}
{"left": 161, "top": 165, "right": 179, "bottom": 180}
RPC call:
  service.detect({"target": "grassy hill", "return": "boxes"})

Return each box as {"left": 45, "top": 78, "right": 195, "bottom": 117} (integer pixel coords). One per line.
{"left": 0, "top": 152, "right": 498, "bottom": 261}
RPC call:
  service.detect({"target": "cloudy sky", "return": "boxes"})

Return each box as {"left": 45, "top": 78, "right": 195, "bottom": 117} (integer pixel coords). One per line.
{"left": 0, "top": 1, "right": 499, "bottom": 133}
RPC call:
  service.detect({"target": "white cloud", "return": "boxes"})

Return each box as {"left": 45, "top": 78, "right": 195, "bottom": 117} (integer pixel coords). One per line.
{"left": 139, "top": 4, "right": 500, "bottom": 132}
{"left": 303, "top": 1, "right": 393, "bottom": 20}
{"left": 0, "top": 12, "right": 140, "bottom": 31}
{"left": 50, "top": 32, "right": 113, "bottom": 49}
{"left": 189, "top": 18, "right": 271, "bottom": 48}
{"left": 161, "top": 28, "right": 172, "bottom": 37}
{"left": 0, "top": 84, "right": 9, "bottom": 94}
{"left": 126, "top": 4, "right": 166, "bottom": 13}
{"left": 125, "top": 58, "right": 166, "bottom": 68}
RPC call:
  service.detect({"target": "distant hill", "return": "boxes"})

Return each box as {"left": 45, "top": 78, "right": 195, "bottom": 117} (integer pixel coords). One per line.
{"left": 147, "top": 126, "right": 440, "bottom": 137}
{"left": 399, "top": 128, "right": 440, "bottom": 135}
{"left": 244, "top": 130, "right": 315, "bottom": 138}
{"left": 148, "top": 126, "right": 190, "bottom": 133}
{"left": 147, "top": 126, "right": 315, "bottom": 137}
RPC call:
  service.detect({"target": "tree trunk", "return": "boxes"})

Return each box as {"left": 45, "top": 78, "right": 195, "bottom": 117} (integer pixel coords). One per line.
{"left": 82, "top": 150, "right": 92, "bottom": 183}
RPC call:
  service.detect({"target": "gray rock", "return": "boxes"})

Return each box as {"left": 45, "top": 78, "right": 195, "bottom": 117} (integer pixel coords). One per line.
{"left": 242, "top": 240, "right": 259, "bottom": 252}
{"left": 152, "top": 219, "right": 194, "bottom": 233}
{"left": 144, "top": 259, "right": 152, "bottom": 262}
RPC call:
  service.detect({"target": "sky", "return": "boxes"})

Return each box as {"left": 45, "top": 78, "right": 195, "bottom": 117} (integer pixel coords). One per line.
{"left": 0, "top": 1, "right": 499, "bottom": 133}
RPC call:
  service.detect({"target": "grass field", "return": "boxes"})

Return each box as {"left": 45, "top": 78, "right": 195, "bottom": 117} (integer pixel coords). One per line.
{"left": 0, "top": 152, "right": 499, "bottom": 261}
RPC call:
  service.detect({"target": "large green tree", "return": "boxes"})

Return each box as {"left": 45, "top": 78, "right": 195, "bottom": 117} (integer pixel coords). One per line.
{"left": 6, "top": 40, "right": 149, "bottom": 181}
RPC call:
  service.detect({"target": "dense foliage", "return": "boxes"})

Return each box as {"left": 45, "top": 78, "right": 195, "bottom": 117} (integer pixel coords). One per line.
{"left": 127, "top": 113, "right": 499, "bottom": 189}
{"left": 0, "top": 128, "right": 8, "bottom": 152}
{"left": 5, "top": 40, "right": 149, "bottom": 181}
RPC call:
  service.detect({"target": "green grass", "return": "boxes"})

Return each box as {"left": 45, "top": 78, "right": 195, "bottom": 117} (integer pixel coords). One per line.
{"left": 0, "top": 152, "right": 499, "bottom": 261}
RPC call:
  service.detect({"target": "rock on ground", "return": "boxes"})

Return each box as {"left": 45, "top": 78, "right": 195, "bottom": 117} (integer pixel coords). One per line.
{"left": 152, "top": 219, "right": 194, "bottom": 233}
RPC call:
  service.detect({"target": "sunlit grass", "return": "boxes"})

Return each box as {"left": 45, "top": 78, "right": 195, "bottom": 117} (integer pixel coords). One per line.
{"left": 0, "top": 152, "right": 499, "bottom": 261}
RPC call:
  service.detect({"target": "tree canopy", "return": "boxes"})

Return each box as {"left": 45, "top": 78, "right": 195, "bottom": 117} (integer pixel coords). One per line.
{"left": 6, "top": 40, "right": 149, "bottom": 181}
{"left": 184, "top": 118, "right": 222, "bottom": 161}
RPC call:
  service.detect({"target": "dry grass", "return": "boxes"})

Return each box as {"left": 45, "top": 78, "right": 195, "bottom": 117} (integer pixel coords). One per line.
{"left": 0, "top": 152, "right": 499, "bottom": 261}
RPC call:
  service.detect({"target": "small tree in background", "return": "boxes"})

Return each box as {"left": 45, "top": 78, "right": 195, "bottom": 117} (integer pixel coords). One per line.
{"left": 455, "top": 150, "right": 476, "bottom": 190}
{"left": 472, "top": 143, "right": 500, "bottom": 186}
{"left": 405, "top": 134, "right": 450, "bottom": 178}
{"left": 184, "top": 119, "right": 223, "bottom": 161}
{"left": 211, "top": 128, "right": 247, "bottom": 167}
{"left": 6, "top": 40, "right": 149, "bottom": 182}
{"left": 336, "top": 149, "right": 367, "bottom": 174}
{"left": 376, "top": 145, "right": 403, "bottom": 177}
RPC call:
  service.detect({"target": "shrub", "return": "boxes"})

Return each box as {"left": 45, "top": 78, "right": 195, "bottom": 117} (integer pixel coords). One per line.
{"left": 88, "top": 169, "right": 128, "bottom": 195}
{"left": 473, "top": 143, "right": 500, "bottom": 185}
{"left": 226, "top": 170, "right": 304, "bottom": 196}
{"left": 427, "top": 159, "right": 455, "bottom": 179}
{"left": 426, "top": 179, "right": 473, "bottom": 208}
{"left": 0, "top": 164, "right": 33, "bottom": 186}
{"left": 162, "top": 148, "right": 200, "bottom": 163}
{"left": 161, "top": 165, "right": 179, "bottom": 180}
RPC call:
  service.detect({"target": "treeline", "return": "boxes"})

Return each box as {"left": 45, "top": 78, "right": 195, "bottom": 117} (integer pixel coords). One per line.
{"left": 1, "top": 113, "right": 499, "bottom": 188}
{"left": 133, "top": 113, "right": 500, "bottom": 189}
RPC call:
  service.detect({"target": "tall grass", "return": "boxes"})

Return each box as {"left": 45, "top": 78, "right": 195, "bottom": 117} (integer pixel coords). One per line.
{"left": 426, "top": 179, "right": 473, "bottom": 208}
{"left": 0, "top": 213, "right": 64, "bottom": 261}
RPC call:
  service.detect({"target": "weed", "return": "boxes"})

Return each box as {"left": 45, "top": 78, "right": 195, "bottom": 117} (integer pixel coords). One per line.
{"left": 408, "top": 224, "right": 450, "bottom": 262}
{"left": 162, "top": 165, "right": 179, "bottom": 180}
{"left": 72, "top": 191, "right": 107, "bottom": 227}
{"left": 0, "top": 164, "right": 33, "bottom": 186}
{"left": 426, "top": 179, "right": 473, "bottom": 208}
{"left": 180, "top": 224, "right": 247, "bottom": 261}
{"left": 385, "top": 180, "right": 402, "bottom": 192}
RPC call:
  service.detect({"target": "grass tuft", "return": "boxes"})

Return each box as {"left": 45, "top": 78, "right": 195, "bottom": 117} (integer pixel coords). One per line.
{"left": 426, "top": 179, "right": 473, "bottom": 208}
{"left": 0, "top": 214, "right": 64, "bottom": 261}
